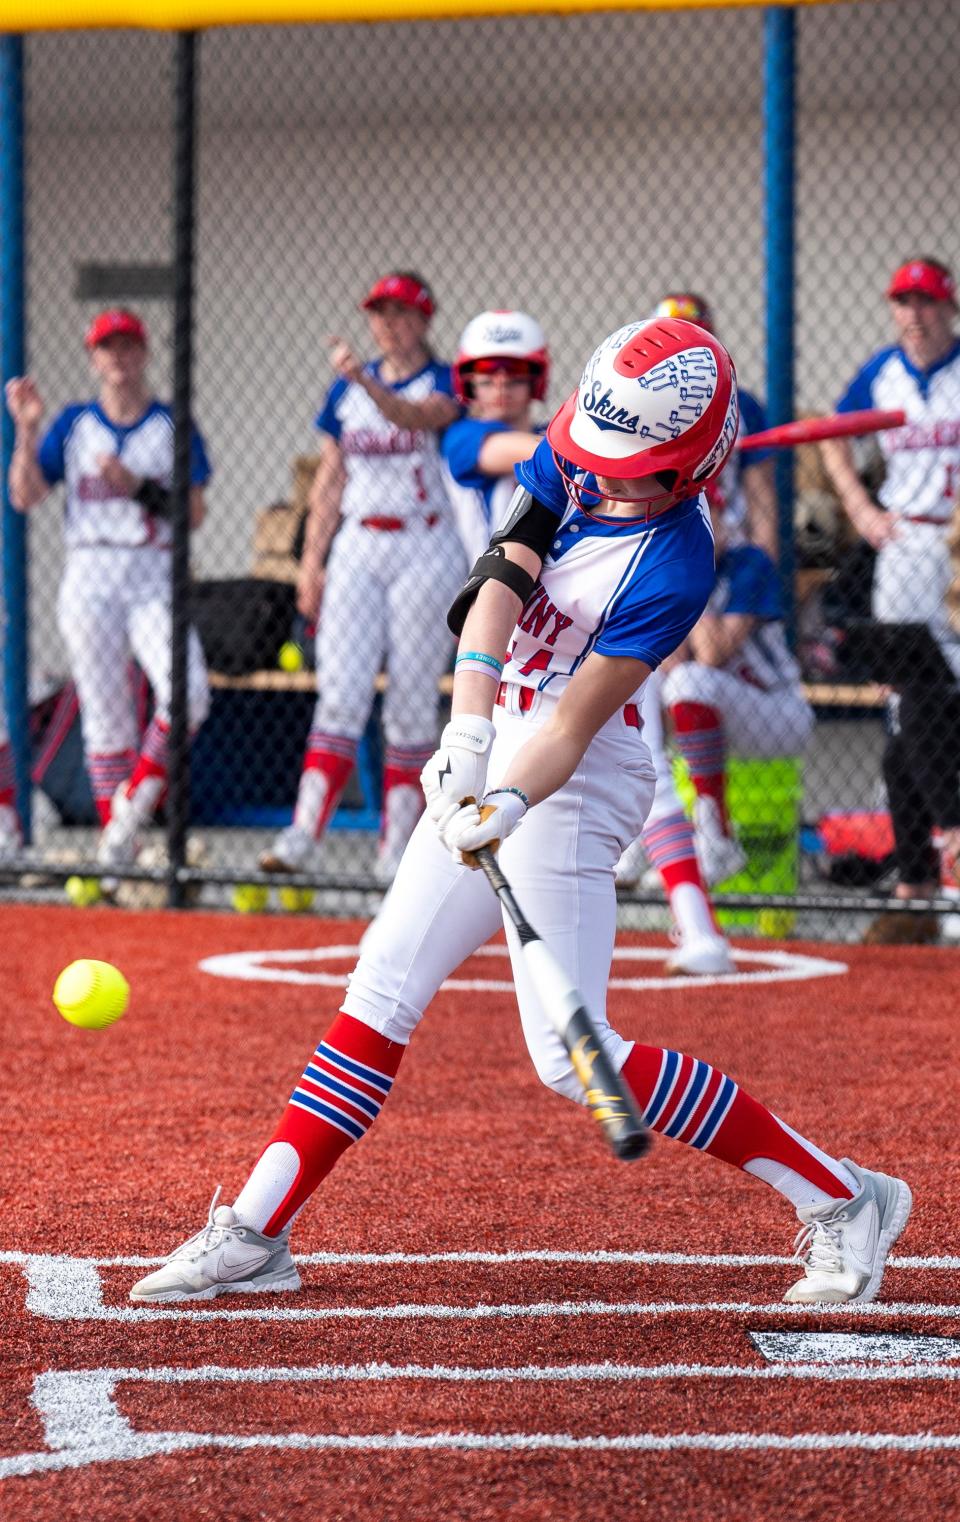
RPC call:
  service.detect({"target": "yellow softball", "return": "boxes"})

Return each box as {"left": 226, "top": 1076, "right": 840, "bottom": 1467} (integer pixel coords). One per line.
{"left": 278, "top": 886, "right": 315, "bottom": 913}
{"left": 53, "top": 959, "right": 129, "bottom": 1030}
{"left": 232, "top": 883, "right": 269, "bottom": 913}
{"left": 278, "top": 641, "right": 304, "bottom": 673}
{"left": 65, "top": 875, "right": 102, "bottom": 907}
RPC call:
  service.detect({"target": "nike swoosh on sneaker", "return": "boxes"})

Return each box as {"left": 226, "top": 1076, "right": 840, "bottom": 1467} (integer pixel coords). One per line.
{"left": 219, "top": 1246, "right": 271, "bottom": 1280}
{"left": 844, "top": 1211, "right": 879, "bottom": 1267}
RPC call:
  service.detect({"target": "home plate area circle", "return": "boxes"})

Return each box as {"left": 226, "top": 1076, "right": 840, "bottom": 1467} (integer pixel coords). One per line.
{"left": 198, "top": 943, "right": 848, "bottom": 991}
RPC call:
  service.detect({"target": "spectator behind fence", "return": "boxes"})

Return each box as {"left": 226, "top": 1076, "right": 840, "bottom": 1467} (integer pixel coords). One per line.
{"left": 5, "top": 310, "right": 211, "bottom": 881}
{"left": 821, "top": 256, "right": 960, "bottom": 943}
{"left": 442, "top": 309, "right": 548, "bottom": 565}
{"left": 259, "top": 271, "right": 466, "bottom": 886}
{"left": 661, "top": 491, "right": 814, "bottom": 886}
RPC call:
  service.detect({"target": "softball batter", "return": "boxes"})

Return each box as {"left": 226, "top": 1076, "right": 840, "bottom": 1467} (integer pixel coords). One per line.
{"left": 6, "top": 309, "right": 211, "bottom": 874}
{"left": 260, "top": 272, "right": 466, "bottom": 885}
{"left": 132, "top": 317, "right": 910, "bottom": 1311}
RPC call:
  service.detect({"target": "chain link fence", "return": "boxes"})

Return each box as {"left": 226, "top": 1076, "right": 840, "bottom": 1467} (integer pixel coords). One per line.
{"left": 3, "top": 0, "right": 959, "bottom": 940}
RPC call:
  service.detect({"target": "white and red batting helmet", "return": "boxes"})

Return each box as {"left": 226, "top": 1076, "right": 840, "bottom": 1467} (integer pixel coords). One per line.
{"left": 546, "top": 318, "right": 739, "bottom": 503}
{"left": 453, "top": 310, "right": 550, "bottom": 402}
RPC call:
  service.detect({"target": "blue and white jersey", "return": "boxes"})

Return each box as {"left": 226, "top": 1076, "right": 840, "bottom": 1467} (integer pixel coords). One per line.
{"left": 711, "top": 388, "right": 771, "bottom": 546}
{"left": 508, "top": 438, "right": 716, "bottom": 703}
{"left": 837, "top": 341, "right": 960, "bottom": 520}
{"left": 442, "top": 417, "right": 543, "bottom": 565}
{"left": 317, "top": 359, "right": 454, "bottom": 523}
{"left": 38, "top": 400, "right": 210, "bottom": 550}
{"left": 707, "top": 545, "right": 801, "bottom": 692}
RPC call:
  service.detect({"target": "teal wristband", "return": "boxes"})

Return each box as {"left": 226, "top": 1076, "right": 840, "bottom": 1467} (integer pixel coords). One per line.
{"left": 456, "top": 651, "right": 504, "bottom": 674}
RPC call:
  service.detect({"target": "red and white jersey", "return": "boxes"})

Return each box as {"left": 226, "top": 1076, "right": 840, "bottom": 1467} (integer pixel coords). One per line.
{"left": 316, "top": 360, "right": 455, "bottom": 523}
{"left": 38, "top": 400, "right": 210, "bottom": 550}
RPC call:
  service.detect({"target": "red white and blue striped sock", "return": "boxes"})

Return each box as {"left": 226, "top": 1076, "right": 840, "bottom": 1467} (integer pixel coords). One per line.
{"left": 294, "top": 732, "right": 358, "bottom": 840}
{"left": 621, "top": 1043, "right": 857, "bottom": 1207}
{"left": 87, "top": 750, "right": 136, "bottom": 825}
{"left": 233, "top": 1014, "right": 405, "bottom": 1236}
{"left": 641, "top": 808, "right": 717, "bottom": 937}
{"left": 670, "top": 699, "right": 730, "bottom": 829}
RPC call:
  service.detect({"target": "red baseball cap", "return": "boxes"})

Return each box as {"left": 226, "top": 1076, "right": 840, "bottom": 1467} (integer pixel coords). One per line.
{"left": 360, "top": 274, "right": 435, "bottom": 319}
{"left": 886, "top": 259, "right": 956, "bottom": 305}
{"left": 84, "top": 309, "right": 148, "bottom": 349}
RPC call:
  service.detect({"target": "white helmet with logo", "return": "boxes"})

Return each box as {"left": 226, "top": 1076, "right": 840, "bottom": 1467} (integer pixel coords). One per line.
{"left": 453, "top": 310, "right": 550, "bottom": 402}
{"left": 546, "top": 317, "right": 738, "bottom": 504}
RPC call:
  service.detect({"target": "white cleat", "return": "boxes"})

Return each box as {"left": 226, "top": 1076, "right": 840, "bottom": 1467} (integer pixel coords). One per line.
{"left": 665, "top": 930, "right": 734, "bottom": 976}
{"left": 783, "top": 1160, "right": 912, "bottom": 1305}
{"left": 259, "top": 824, "right": 316, "bottom": 875}
{"left": 129, "top": 1187, "right": 301, "bottom": 1303}
{"left": 693, "top": 797, "right": 748, "bottom": 887}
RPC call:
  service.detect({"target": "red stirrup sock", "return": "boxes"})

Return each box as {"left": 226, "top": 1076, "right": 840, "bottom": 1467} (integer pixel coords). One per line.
{"left": 670, "top": 700, "right": 729, "bottom": 829}
{"left": 620, "top": 1043, "right": 857, "bottom": 1208}
{"left": 294, "top": 735, "right": 357, "bottom": 840}
{"left": 88, "top": 750, "right": 136, "bottom": 824}
{"left": 233, "top": 1014, "right": 406, "bottom": 1236}
{"left": 642, "top": 808, "right": 718, "bottom": 936}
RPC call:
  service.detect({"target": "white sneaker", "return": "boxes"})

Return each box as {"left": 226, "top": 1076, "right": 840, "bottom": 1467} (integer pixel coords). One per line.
{"left": 129, "top": 1187, "right": 301, "bottom": 1303}
{"left": 259, "top": 824, "right": 315, "bottom": 874}
{"left": 615, "top": 837, "right": 648, "bottom": 889}
{"left": 665, "top": 929, "right": 734, "bottom": 976}
{"left": 783, "top": 1160, "right": 912, "bottom": 1305}
{"left": 693, "top": 797, "right": 747, "bottom": 887}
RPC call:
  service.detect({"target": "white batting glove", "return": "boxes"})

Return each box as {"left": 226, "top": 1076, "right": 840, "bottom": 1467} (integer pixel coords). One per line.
{"left": 421, "top": 715, "right": 496, "bottom": 834}
{"left": 443, "top": 789, "right": 529, "bottom": 868}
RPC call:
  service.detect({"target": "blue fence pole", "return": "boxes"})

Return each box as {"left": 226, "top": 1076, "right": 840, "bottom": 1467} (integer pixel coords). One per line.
{"left": 0, "top": 36, "right": 30, "bottom": 842}
{"left": 764, "top": 5, "right": 797, "bottom": 642}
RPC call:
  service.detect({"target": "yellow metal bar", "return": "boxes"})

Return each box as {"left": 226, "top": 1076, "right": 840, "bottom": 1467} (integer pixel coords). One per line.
{"left": 0, "top": 0, "right": 884, "bottom": 38}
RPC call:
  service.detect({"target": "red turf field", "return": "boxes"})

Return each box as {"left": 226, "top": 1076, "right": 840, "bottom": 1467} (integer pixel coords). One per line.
{"left": 2, "top": 904, "right": 959, "bottom": 1519}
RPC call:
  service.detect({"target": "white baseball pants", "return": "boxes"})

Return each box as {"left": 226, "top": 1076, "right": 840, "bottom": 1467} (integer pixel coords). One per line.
{"left": 311, "top": 518, "right": 466, "bottom": 747}
{"left": 342, "top": 690, "right": 656, "bottom": 1103}
{"left": 57, "top": 547, "right": 209, "bottom": 754}
{"left": 661, "top": 662, "right": 814, "bottom": 758}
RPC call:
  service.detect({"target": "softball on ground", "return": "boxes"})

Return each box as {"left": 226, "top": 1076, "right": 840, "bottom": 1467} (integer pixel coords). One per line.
{"left": 278, "top": 640, "right": 304, "bottom": 673}
{"left": 65, "top": 875, "right": 102, "bottom": 907}
{"left": 53, "top": 959, "right": 129, "bottom": 1030}
{"left": 278, "top": 886, "right": 315, "bottom": 913}
{"left": 232, "top": 882, "right": 269, "bottom": 913}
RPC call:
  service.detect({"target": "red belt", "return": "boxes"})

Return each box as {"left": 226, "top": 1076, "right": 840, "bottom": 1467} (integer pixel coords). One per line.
{"left": 496, "top": 682, "right": 641, "bottom": 729}
{"left": 906, "top": 515, "right": 950, "bottom": 526}
{"left": 360, "top": 513, "right": 439, "bottom": 531}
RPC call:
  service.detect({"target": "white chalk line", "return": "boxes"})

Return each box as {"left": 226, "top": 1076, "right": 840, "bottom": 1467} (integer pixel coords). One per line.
{"left": 2, "top": 1360, "right": 960, "bottom": 1480}
{"left": 198, "top": 943, "right": 848, "bottom": 992}
{"left": 5, "top": 1247, "right": 954, "bottom": 1269}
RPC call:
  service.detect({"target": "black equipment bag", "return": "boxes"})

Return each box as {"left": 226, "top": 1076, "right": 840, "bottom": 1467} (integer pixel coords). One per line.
{"left": 191, "top": 578, "right": 296, "bottom": 676}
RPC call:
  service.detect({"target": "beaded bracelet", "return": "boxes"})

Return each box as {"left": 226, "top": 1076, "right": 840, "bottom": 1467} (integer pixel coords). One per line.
{"left": 483, "top": 785, "right": 530, "bottom": 809}
{"left": 455, "top": 651, "right": 504, "bottom": 674}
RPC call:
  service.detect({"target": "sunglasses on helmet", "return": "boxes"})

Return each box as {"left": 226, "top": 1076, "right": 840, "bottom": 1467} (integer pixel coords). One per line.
{"left": 467, "top": 357, "right": 540, "bottom": 379}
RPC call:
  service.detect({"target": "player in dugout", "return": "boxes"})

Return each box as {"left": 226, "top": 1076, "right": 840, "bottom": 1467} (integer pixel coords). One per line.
{"left": 129, "top": 316, "right": 911, "bottom": 1310}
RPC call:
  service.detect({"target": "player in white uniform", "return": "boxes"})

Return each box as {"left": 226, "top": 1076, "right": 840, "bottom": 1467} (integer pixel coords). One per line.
{"left": 613, "top": 292, "right": 778, "bottom": 972}
{"left": 260, "top": 272, "right": 466, "bottom": 885}
{"left": 661, "top": 496, "right": 814, "bottom": 883}
{"left": 5, "top": 310, "right": 211, "bottom": 874}
{"left": 442, "top": 310, "right": 549, "bottom": 564}
{"left": 131, "top": 318, "right": 910, "bottom": 1311}
{"left": 822, "top": 256, "right": 960, "bottom": 938}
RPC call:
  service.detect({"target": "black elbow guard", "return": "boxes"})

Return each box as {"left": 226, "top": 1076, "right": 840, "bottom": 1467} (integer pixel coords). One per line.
{"left": 447, "top": 547, "right": 537, "bottom": 636}
{"left": 446, "top": 487, "right": 556, "bottom": 635}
